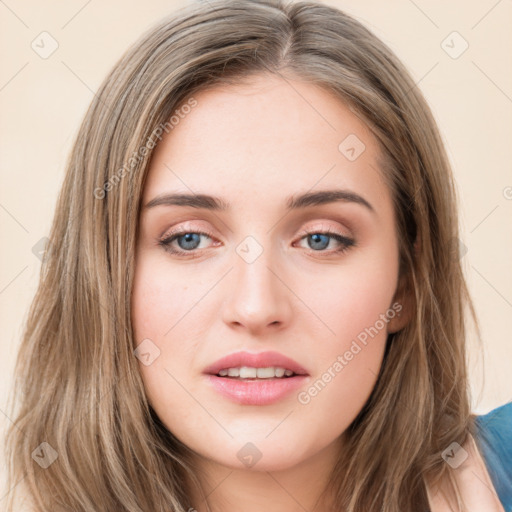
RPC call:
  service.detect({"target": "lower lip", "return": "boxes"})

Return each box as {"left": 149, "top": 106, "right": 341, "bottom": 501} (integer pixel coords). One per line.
{"left": 205, "top": 375, "right": 309, "bottom": 405}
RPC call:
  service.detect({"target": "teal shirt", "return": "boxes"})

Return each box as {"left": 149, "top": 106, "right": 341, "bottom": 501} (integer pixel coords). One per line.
{"left": 474, "top": 401, "right": 512, "bottom": 511}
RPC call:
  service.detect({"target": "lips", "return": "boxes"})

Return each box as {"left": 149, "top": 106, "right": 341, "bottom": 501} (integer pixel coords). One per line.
{"left": 203, "top": 350, "right": 309, "bottom": 376}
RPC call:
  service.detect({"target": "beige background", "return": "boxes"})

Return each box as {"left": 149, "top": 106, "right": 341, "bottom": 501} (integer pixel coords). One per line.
{"left": 1, "top": 0, "right": 511, "bottom": 502}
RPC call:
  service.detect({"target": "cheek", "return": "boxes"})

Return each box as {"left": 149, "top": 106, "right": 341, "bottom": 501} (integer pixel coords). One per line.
{"left": 294, "top": 248, "right": 397, "bottom": 423}
{"left": 131, "top": 255, "right": 211, "bottom": 411}
{"left": 298, "top": 343, "right": 385, "bottom": 440}
{"left": 297, "top": 296, "right": 391, "bottom": 434}
{"left": 131, "top": 258, "right": 176, "bottom": 400}
{"left": 304, "top": 249, "right": 399, "bottom": 345}
{"left": 131, "top": 254, "right": 202, "bottom": 343}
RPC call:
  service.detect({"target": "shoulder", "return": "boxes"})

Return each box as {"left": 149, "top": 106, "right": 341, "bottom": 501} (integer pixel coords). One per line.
{"left": 427, "top": 429, "right": 506, "bottom": 511}
{"left": 474, "top": 401, "right": 512, "bottom": 442}
{"left": 473, "top": 401, "right": 512, "bottom": 511}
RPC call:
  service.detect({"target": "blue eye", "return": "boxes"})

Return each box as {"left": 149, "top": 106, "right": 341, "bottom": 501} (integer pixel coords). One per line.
{"left": 159, "top": 230, "right": 214, "bottom": 256}
{"left": 159, "top": 229, "right": 355, "bottom": 257}
{"left": 302, "top": 232, "right": 354, "bottom": 253}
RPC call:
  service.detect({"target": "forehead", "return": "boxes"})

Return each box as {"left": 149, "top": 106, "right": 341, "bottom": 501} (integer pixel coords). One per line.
{"left": 143, "top": 74, "right": 389, "bottom": 211}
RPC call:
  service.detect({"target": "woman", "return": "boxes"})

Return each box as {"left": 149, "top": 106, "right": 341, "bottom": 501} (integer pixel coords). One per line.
{"left": 4, "top": 0, "right": 511, "bottom": 510}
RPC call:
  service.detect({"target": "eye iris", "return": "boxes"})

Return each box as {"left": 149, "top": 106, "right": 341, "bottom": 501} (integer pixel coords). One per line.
{"left": 309, "top": 233, "right": 329, "bottom": 250}
{"left": 178, "top": 233, "right": 201, "bottom": 250}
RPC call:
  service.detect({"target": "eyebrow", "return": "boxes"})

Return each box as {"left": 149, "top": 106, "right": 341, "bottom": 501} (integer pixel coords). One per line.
{"left": 143, "top": 189, "right": 375, "bottom": 213}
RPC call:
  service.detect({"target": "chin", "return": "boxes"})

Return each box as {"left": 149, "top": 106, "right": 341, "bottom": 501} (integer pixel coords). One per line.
{"left": 201, "top": 437, "right": 314, "bottom": 473}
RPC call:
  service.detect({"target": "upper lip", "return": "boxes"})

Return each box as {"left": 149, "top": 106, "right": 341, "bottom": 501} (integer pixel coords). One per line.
{"left": 203, "top": 350, "right": 309, "bottom": 376}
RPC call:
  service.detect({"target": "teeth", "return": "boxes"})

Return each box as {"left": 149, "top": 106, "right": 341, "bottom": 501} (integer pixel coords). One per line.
{"left": 217, "top": 366, "right": 296, "bottom": 379}
{"left": 240, "top": 367, "right": 257, "bottom": 378}
{"left": 256, "top": 367, "right": 274, "bottom": 378}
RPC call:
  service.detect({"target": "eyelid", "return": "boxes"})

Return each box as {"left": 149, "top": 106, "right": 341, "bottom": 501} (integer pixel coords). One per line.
{"left": 295, "top": 221, "right": 352, "bottom": 238}
{"left": 159, "top": 221, "right": 351, "bottom": 243}
{"left": 159, "top": 220, "right": 216, "bottom": 240}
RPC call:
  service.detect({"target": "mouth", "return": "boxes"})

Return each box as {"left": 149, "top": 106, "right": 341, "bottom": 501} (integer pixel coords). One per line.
{"left": 203, "top": 351, "right": 309, "bottom": 405}
{"left": 216, "top": 366, "right": 300, "bottom": 379}
{"left": 203, "top": 350, "right": 309, "bottom": 377}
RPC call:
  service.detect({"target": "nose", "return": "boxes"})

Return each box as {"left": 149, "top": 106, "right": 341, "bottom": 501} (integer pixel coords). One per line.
{"left": 221, "top": 239, "right": 293, "bottom": 335}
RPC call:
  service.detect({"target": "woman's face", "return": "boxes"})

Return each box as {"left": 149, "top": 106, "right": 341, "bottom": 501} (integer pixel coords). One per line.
{"left": 131, "top": 74, "right": 406, "bottom": 473}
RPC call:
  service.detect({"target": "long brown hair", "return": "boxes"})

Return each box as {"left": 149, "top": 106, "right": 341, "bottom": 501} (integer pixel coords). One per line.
{"left": 4, "top": 0, "right": 480, "bottom": 510}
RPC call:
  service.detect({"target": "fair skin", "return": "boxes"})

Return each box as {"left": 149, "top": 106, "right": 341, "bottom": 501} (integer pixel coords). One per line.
{"left": 130, "top": 74, "right": 502, "bottom": 511}
{"left": 428, "top": 433, "right": 505, "bottom": 512}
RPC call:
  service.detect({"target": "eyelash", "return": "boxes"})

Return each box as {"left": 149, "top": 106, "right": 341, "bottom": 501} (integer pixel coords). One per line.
{"left": 158, "top": 227, "right": 356, "bottom": 258}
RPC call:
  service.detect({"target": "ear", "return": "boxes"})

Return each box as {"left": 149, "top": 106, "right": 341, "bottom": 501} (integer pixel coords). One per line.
{"left": 387, "top": 238, "right": 419, "bottom": 334}
{"left": 387, "top": 273, "right": 414, "bottom": 333}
